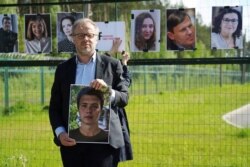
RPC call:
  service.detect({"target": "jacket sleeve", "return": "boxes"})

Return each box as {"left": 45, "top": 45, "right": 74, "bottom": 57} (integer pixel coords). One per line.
{"left": 111, "top": 60, "right": 129, "bottom": 108}
{"left": 122, "top": 65, "right": 132, "bottom": 88}
{"left": 49, "top": 65, "right": 64, "bottom": 134}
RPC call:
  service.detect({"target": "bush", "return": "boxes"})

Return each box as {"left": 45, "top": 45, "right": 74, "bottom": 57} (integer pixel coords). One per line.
{"left": 2, "top": 101, "right": 42, "bottom": 116}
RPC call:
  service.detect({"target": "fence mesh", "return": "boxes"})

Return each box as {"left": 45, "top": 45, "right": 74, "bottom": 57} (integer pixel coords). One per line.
{"left": 0, "top": 64, "right": 250, "bottom": 167}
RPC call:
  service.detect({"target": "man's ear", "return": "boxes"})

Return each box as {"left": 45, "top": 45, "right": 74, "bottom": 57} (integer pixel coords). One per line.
{"left": 167, "top": 32, "right": 175, "bottom": 40}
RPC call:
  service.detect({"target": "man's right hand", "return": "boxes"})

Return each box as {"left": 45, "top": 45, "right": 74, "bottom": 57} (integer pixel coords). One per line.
{"left": 59, "top": 132, "right": 76, "bottom": 146}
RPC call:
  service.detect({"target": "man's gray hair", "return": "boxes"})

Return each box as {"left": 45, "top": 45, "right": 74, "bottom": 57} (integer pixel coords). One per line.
{"left": 72, "top": 18, "right": 99, "bottom": 35}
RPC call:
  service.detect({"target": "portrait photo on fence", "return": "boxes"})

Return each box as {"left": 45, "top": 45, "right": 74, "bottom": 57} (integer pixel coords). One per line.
{"left": 68, "top": 85, "right": 110, "bottom": 144}
{"left": 24, "top": 14, "right": 52, "bottom": 54}
{"left": 96, "top": 21, "right": 125, "bottom": 52}
{"left": 0, "top": 14, "right": 18, "bottom": 53}
{"left": 130, "top": 9, "right": 161, "bottom": 52}
{"left": 166, "top": 8, "right": 196, "bottom": 51}
{"left": 57, "top": 12, "right": 84, "bottom": 53}
{"left": 211, "top": 6, "right": 243, "bottom": 50}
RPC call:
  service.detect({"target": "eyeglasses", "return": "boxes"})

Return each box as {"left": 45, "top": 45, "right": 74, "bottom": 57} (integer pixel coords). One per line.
{"left": 222, "top": 18, "right": 238, "bottom": 24}
{"left": 71, "top": 33, "right": 98, "bottom": 39}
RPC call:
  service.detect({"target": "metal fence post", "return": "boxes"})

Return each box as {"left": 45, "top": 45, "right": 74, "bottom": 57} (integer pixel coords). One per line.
{"left": 144, "top": 66, "right": 147, "bottom": 94}
{"left": 155, "top": 70, "right": 158, "bottom": 93}
{"left": 4, "top": 67, "right": 9, "bottom": 109}
{"left": 219, "top": 65, "right": 222, "bottom": 87}
{"left": 40, "top": 67, "right": 45, "bottom": 105}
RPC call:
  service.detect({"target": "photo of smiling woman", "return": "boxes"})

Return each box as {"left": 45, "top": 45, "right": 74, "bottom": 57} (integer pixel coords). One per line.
{"left": 131, "top": 10, "right": 160, "bottom": 52}
{"left": 24, "top": 14, "right": 51, "bottom": 54}
{"left": 211, "top": 6, "right": 243, "bottom": 49}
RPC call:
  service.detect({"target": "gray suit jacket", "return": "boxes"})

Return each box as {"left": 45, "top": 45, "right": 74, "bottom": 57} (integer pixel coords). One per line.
{"left": 49, "top": 53, "right": 132, "bottom": 160}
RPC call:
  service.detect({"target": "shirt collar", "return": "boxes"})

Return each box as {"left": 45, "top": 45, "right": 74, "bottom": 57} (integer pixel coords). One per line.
{"left": 75, "top": 51, "right": 97, "bottom": 65}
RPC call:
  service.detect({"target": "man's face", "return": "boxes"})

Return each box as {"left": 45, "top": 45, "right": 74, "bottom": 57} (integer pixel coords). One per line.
{"left": 72, "top": 22, "right": 98, "bottom": 55}
{"left": 78, "top": 95, "right": 102, "bottom": 126}
{"left": 168, "top": 16, "right": 195, "bottom": 49}
{"left": 2, "top": 19, "right": 11, "bottom": 31}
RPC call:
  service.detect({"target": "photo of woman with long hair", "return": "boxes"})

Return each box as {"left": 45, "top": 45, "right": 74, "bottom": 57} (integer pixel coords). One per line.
{"left": 131, "top": 10, "right": 160, "bottom": 52}
{"left": 135, "top": 12, "right": 156, "bottom": 51}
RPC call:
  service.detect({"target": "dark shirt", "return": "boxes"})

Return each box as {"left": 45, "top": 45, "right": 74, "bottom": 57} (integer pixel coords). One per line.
{"left": 0, "top": 28, "right": 17, "bottom": 53}
{"left": 69, "top": 128, "right": 109, "bottom": 143}
{"left": 167, "top": 37, "right": 182, "bottom": 50}
{"left": 58, "top": 38, "right": 76, "bottom": 53}
{"left": 167, "top": 37, "right": 195, "bottom": 51}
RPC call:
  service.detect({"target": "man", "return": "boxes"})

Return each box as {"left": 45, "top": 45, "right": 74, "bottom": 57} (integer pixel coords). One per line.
{"left": 0, "top": 15, "right": 18, "bottom": 53}
{"left": 167, "top": 10, "right": 195, "bottom": 50}
{"left": 49, "top": 18, "right": 132, "bottom": 167}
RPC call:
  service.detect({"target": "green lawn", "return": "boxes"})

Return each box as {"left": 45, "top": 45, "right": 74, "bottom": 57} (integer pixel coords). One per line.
{"left": 0, "top": 109, "right": 62, "bottom": 167}
{"left": 121, "top": 84, "right": 250, "bottom": 167}
{"left": 0, "top": 84, "right": 250, "bottom": 167}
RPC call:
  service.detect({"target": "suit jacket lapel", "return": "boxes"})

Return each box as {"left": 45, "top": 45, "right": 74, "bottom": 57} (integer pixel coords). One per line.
{"left": 95, "top": 54, "right": 104, "bottom": 79}
{"left": 68, "top": 56, "right": 77, "bottom": 84}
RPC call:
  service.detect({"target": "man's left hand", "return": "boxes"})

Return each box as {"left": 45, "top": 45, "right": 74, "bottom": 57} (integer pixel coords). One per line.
{"left": 90, "top": 79, "right": 108, "bottom": 90}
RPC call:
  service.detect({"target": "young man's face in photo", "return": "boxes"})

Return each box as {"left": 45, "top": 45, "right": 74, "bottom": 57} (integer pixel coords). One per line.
{"left": 78, "top": 94, "right": 102, "bottom": 126}
{"left": 168, "top": 16, "right": 195, "bottom": 48}
{"left": 3, "top": 19, "right": 11, "bottom": 31}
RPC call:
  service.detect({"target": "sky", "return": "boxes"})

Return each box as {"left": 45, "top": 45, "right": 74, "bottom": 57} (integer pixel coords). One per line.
{"left": 167, "top": 0, "right": 250, "bottom": 41}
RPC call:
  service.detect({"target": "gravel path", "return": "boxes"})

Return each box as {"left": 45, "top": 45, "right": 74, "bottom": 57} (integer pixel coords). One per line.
{"left": 222, "top": 104, "right": 250, "bottom": 128}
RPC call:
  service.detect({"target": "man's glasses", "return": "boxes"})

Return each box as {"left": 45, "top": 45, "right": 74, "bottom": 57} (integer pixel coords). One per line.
{"left": 71, "top": 33, "right": 98, "bottom": 39}
{"left": 222, "top": 18, "right": 238, "bottom": 24}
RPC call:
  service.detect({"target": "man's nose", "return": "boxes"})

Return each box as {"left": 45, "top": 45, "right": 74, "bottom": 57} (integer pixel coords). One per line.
{"left": 85, "top": 107, "right": 93, "bottom": 113}
{"left": 186, "top": 27, "right": 192, "bottom": 34}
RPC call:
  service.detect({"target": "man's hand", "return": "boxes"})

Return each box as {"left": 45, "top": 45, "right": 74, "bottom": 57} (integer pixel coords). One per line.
{"left": 90, "top": 79, "right": 108, "bottom": 90}
{"left": 59, "top": 132, "right": 76, "bottom": 146}
{"left": 121, "top": 51, "right": 130, "bottom": 66}
{"left": 109, "top": 38, "right": 122, "bottom": 56}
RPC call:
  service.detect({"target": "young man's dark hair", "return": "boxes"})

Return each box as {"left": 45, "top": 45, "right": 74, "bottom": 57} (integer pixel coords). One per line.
{"left": 76, "top": 87, "right": 104, "bottom": 109}
{"left": 2, "top": 16, "right": 11, "bottom": 24}
{"left": 167, "top": 10, "right": 190, "bottom": 33}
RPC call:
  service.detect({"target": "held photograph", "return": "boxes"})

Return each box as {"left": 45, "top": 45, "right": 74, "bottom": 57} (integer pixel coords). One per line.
{"left": 96, "top": 21, "right": 125, "bottom": 52}
{"left": 68, "top": 85, "right": 111, "bottom": 144}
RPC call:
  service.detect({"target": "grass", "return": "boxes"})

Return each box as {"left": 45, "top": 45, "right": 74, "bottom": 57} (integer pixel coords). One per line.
{"left": 0, "top": 84, "right": 249, "bottom": 166}
{"left": 0, "top": 105, "right": 62, "bottom": 167}
{"left": 120, "top": 84, "right": 250, "bottom": 167}
{"left": 0, "top": 70, "right": 250, "bottom": 166}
